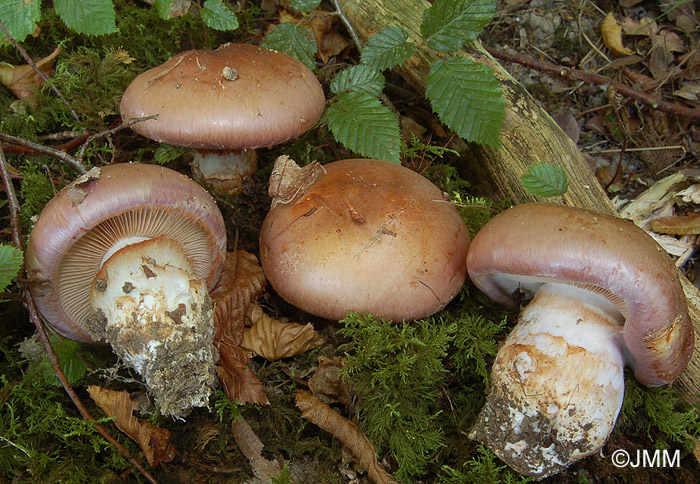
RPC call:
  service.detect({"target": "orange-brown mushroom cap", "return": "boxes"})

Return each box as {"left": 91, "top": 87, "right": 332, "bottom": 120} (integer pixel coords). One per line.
{"left": 260, "top": 159, "right": 470, "bottom": 321}
{"left": 25, "top": 163, "right": 227, "bottom": 343}
{"left": 119, "top": 43, "right": 325, "bottom": 150}
{"left": 466, "top": 203, "right": 694, "bottom": 386}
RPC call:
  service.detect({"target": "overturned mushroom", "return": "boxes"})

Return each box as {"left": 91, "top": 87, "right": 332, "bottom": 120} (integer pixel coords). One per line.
{"left": 119, "top": 43, "right": 325, "bottom": 195}
{"left": 25, "top": 163, "right": 227, "bottom": 418}
{"left": 467, "top": 203, "right": 694, "bottom": 479}
{"left": 259, "top": 157, "right": 469, "bottom": 321}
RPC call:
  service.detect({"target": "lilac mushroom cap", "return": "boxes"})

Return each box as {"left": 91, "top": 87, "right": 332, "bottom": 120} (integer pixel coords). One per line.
{"left": 260, "top": 158, "right": 470, "bottom": 322}
{"left": 119, "top": 43, "right": 325, "bottom": 194}
{"left": 466, "top": 203, "right": 694, "bottom": 479}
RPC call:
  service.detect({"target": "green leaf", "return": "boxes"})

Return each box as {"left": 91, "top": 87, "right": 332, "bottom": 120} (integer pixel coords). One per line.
{"left": 0, "top": 243, "right": 22, "bottom": 292}
{"left": 153, "top": 0, "right": 174, "bottom": 19}
{"left": 0, "top": 0, "right": 41, "bottom": 43}
{"left": 154, "top": 144, "right": 188, "bottom": 165}
{"left": 521, "top": 163, "right": 569, "bottom": 197}
{"left": 425, "top": 58, "right": 504, "bottom": 146}
{"left": 39, "top": 336, "right": 87, "bottom": 386}
{"left": 325, "top": 91, "right": 401, "bottom": 164}
{"left": 421, "top": 0, "right": 496, "bottom": 52}
{"left": 360, "top": 26, "right": 415, "bottom": 71}
{"left": 330, "top": 65, "right": 385, "bottom": 97}
{"left": 261, "top": 23, "right": 317, "bottom": 70}
{"left": 201, "top": 0, "right": 239, "bottom": 31}
{"left": 289, "top": 0, "right": 320, "bottom": 13}
{"left": 53, "top": 0, "right": 118, "bottom": 36}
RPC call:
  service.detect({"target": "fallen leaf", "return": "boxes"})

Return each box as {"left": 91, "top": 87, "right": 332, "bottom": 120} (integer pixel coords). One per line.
{"left": 268, "top": 155, "right": 326, "bottom": 209}
{"left": 654, "top": 30, "right": 685, "bottom": 53}
{"left": 87, "top": 385, "right": 176, "bottom": 467}
{"left": 601, "top": 12, "right": 635, "bottom": 56}
{"left": 673, "top": 83, "right": 700, "bottom": 102}
{"left": 309, "top": 14, "right": 350, "bottom": 63}
{"left": 651, "top": 213, "right": 700, "bottom": 235}
{"left": 242, "top": 305, "right": 324, "bottom": 361}
{"left": 296, "top": 390, "right": 398, "bottom": 484}
{"left": 308, "top": 356, "right": 352, "bottom": 406}
{"left": 210, "top": 250, "right": 269, "bottom": 405}
{"left": 0, "top": 47, "right": 62, "bottom": 103}
{"left": 551, "top": 113, "right": 580, "bottom": 144}
{"left": 231, "top": 417, "right": 283, "bottom": 481}
{"left": 621, "top": 17, "right": 657, "bottom": 37}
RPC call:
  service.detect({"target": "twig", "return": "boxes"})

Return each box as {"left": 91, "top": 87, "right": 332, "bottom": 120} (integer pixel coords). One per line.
{"left": 332, "top": 0, "right": 363, "bottom": 53}
{"left": 0, "top": 20, "right": 81, "bottom": 125}
{"left": 76, "top": 115, "right": 158, "bottom": 164}
{"left": 0, "top": 145, "right": 159, "bottom": 484}
{"left": 485, "top": 45, "right": 700, "bottom": 120}
{"left": 0, "top": 132, "right": 88, "bottom": 174}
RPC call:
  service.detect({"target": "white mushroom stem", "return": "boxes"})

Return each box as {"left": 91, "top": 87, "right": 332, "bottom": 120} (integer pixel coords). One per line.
{"left": 87, "top": 237, "right": 218, "bottom": 419}
{"left": 469, "top": 282, "right": 626, "bottom": 480}
{"left": 191, "top": 148, "right": 257, "bottom": 195}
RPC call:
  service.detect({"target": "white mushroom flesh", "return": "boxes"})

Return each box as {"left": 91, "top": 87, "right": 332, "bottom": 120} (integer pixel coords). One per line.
{"left": 87, "top": 237, "right": 218, "bottom": 419}
{"left": 469, "top": 282, "right": 626, "bottom": 479}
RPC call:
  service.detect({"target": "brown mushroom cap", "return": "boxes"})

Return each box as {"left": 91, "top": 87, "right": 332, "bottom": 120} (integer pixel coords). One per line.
{"left": 25, "top": 163, "right": 227, "bottom": 343}
{"left": 119, "top": 43, "right": 325, "bottom": 150}
{"left": 466, "top": 203, "right": 694, "bottom": 386}
{"left": 260, "top": 158, "right": 470, "bottom": 321}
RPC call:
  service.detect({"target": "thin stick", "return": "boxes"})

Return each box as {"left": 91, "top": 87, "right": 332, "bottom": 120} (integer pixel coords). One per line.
{"left": 0, "top": 132, "right": 88, "bottom": 174}
{"left": 0, "top": 145, "right": 159, "bottom": 484}
{"left": 485, "top": 45, "right": 700, "bottom": 120}
{"left": 0, "top": 20, "right": 81, "bottom": 125}
{"left": 76, "top": 115, "right": 158, "bottom": 164}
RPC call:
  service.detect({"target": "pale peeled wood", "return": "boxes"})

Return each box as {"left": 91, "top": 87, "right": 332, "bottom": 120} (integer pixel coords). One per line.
{"left": 336, "top": 0, "right": 700, "bottom": 403}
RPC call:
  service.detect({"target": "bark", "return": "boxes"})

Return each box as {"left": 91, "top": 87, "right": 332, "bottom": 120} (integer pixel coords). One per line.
{"left": 335, "top": 0, "right": 700, "bottom": 403}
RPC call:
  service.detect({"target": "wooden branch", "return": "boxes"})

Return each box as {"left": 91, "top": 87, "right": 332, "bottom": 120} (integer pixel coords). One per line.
{"left": 335, "top": 0, "right": 700, "bottom": 403}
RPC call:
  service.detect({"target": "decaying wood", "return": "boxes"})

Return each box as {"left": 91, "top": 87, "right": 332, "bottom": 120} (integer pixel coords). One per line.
{"left": 335, "top": 0, "right": 700, "bottom": 403}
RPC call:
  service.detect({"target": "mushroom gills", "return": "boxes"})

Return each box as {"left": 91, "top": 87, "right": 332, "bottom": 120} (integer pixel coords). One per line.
{"left": 469, "top": 282, "right": 626, "bottom": 480}
{"left": 87, "top": 236, "right": 218, "bottom": 419}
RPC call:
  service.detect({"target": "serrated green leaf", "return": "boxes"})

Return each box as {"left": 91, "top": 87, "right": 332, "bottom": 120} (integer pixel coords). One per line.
{"left": 421, "top": 0, "right": 496, "bottom": 52}
{"left": 53, "top": 0, "right": 117, "bottom": 36}
{"left": 40, "top": 336, "right": 87, "bottom": 386}
{"left": 289, "top": 0, "right": 320, "bottom": 13}
{"left": 0, "top": 243, "right": 22, "bottom": 292}
{"left": 360, "top": 26, "right": 415, "bottom": 71}
{"left": 521, "top": 163, "right": 569, "bottom": 197}
{"left": 201, "top": 0, "right": 239, "bottom": 31}
{"left": 261, "top": 23, "right": 317, "bottom": 71}
{"left": 153, "top": 0, "right": 174, "bottom": 19}
{"left": 426, "top": 58, "right": 504, "bottom": 146}
{"left": 325, "top": 91, "right": 400, "bottom": 164}
{"left": 331, "top": 65, "right": 385, "bottom": 97}
{"left": 154, "top": 144, "right": 188, "bottom": 165}
{"left": 0, "top": 0, "right": 41, "bottom": 43}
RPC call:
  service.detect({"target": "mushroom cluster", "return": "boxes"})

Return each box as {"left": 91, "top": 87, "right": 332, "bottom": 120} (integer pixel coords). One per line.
{"left": 466, "top": 203, "right": 694, "bottom": 479}
{"left": 259, "top": 157, "right": 470, "bottom": 322}
{"left": 25, "top": 163, "right": 227, "bottom": 418}
{"left": 120, "top": 43, "right": 325, "bottom": 195}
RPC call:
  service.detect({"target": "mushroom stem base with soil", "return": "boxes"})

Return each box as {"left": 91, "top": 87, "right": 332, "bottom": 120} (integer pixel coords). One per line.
{"left": 87, "top": 237, "right": 218, "bottom": 419}
{"left": 191, "top": 148, "right": 257, "bottom": 195}
{"left": 469, "top": 282, "right": 626, "bottom": 480}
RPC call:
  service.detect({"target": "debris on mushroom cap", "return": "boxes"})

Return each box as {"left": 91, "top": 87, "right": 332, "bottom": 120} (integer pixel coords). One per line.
{"left": 119, "top": 43, "right": 325, "bottom": 150}
{"left": 466, "top": 203, "right": 694, "bottom": 386}
{"left": 25, "top": 163, "right": 227, "bottom": 343}
{"left": 259, "top": 157, "right": 470, "bottom": 322}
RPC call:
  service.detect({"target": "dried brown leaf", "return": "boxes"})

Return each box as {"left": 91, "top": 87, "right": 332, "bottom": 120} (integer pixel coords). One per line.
{"left": 87, "top": 385, "right": 175, "bottom": 467}
{"left": 0, "top": 47, "right": 62, "bottom": 103}
{"left": 268, "top": 155, "right": 326, "bottom": 209}
{"left": 231, "top": 417, "right": 283, "bottom": 481}
{"left": 296, "top": 390, "right": 398, "bottom": 484}
{"left": 601, "top": 12, "right": 635, "bottom": 56}
{"left": 210, "top": 250, "right": 268, "bottom": 405}
{"left": 309, "top": 14, "right": 350, "bottom": 63}
{"left": 651, "top": 213, "right": 700, "bottom": 235}
{"left": 308, "top": 356, "right": 352, "bottom": 405}
{"left": 216, "top": 341, "right": 269, "bottom": 405}
{"left": 621, "top": 17, "right": 657, "bottom": 37}
{"left": 242, "top": 305, "right": 324, "bottom": 361}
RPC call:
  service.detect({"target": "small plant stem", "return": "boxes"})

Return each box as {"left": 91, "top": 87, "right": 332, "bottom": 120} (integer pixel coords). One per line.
{"left": 76, "top": 115, "right": 159, "bottom": 164}
{"left": 0, "top": 20, "right": 82, "bottom": 125}
{"left": 0, "top": 132, "right": 88, "bottom": 174}
{"left": 332, "top": 0, "right": 363, "bottom": 53}
{"left": 485, "top": 45, "right": 700, "bottom": 120}
{"left": 0, "top": 145, "right": 160, "bottom": 484}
